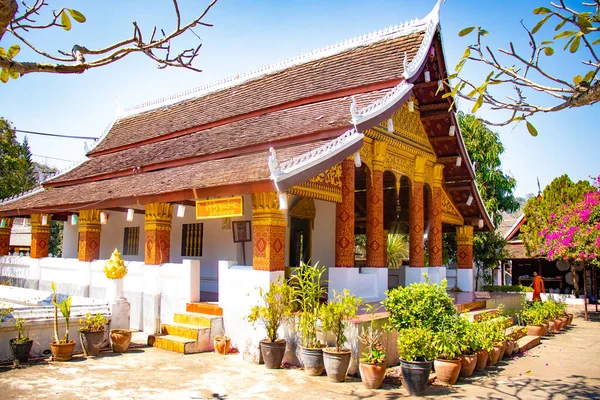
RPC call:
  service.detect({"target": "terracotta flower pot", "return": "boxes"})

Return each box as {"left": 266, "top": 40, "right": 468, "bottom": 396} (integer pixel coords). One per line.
{"left": 459, "top": 354, "right": 477, "bottom": 377}
{"left": 434, "top": 359, "right": 461, "bottom": 385}
{"left": 110, "top": 329, "right": 132, "bottom": 353}
{"left": 554, "top": 319, "right": 563, "bottom": 332}
{"left": 79, "top": 330, "right": 105, "bottom": 357}
{"left": 301, "top": 346, "right": 324, "bottom": 376}
{"left": 475, "top": 350, "right": 488, "bottom": 371}
{"left": 487, "top": 345, "right": 502, "bottom": 366}
{"left": 213, "top": 335, "right": 231, "bottom": 355}
{"left": 567, "top": 314, "right": 573, "bottom": 326}
{"left": 560, "top": 316, "right": 569, "bottom": 330}
{"left": 498, "top": 342, "right": 506, "bottom": 360}
{"left": 323, "top": 348, "right": 352, "bottom": 382}
{"left": 542, "top": 322, "right": 550, "bottom": 336}
{"left": 527, "top": 325, "right": 544, "bottom": 337}
{"left": 51, "top": 340, "right": 76, "bottom": 361}
{"left": 359, "top": 361, "right": 386, "bottom": 389}
{"left": 503, "top": 341, "right": 514, "bottom": 358}
{"left": 547, "top": 319, "right": 556, "bottom": 333}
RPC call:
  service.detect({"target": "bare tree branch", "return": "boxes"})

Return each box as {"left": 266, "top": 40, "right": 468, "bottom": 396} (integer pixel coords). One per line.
{"left": 0, "top": 0, "right": 218, "bottom": 79}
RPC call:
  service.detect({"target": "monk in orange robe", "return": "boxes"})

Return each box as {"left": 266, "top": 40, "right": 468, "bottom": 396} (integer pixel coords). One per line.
{"left": 532, "top": 272, "right": 545, "bottom": 302}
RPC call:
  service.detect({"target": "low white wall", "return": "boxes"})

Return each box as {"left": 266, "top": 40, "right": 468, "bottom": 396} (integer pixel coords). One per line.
{"left": 526, "top": 292, "right": 586, "bottom": 305}
{"left": 457, "top": 268, "right": 475, "bottom": 292}
{"left": 328, "top": 267, "right": 388, "bottom": 302}
{"left": 0, "top": 256, "right": 200, "bottom": 333}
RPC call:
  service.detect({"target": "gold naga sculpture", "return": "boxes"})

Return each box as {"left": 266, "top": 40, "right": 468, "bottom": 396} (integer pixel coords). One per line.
{"left": 103, "top": 248, "right": 127, "bottom": 279}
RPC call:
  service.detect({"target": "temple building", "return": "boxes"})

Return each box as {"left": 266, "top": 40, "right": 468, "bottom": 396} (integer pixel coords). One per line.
{"left": 0, "top": 1, "right": 491, "bottom": 350}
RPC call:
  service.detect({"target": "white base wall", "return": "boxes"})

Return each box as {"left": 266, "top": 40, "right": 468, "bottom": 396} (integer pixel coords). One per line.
{"left": 405, "top": 267, "right": 428, "bottom": 286}
{"left": 328, "top": 267, "right": 388, "bottom": 302}
{"left": 426, "top": 266, "right": 447, "bottom": 285}
{"left": 218, "top": 261, "right": 290, "bottom": 363}
{"left": 457, "top": 268, "right": 474, "bottom": 292}
{"left": 526, "top": 292, "right": 587, "bottom": 305}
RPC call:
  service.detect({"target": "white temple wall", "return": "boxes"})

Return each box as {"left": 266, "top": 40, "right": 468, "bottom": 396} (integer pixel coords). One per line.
{"left": 62, "top": 221, "right": 79, "bottom": 259}
{"left": 312, "top": 199, "right": 336, "bottom": 272}
{"left": 99, "top": 211, "right": 146, "bottom": 261}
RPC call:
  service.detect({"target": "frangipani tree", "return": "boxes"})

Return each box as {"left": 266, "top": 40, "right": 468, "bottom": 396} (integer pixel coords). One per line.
{"left": 538, "top": 177, "right": 600, "bottom": 319}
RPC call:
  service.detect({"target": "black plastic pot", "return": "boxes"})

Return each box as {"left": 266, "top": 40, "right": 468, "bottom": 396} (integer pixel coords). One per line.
{"left": 9, "top": 338, "right": 33, "bottom": 364}
{"left": 79, "top": 330, "right": 105, "bottom": 356}
{"left": 260, "top": 339, "right": 286, "bottom": 369}
{"left": 300, "top": 346, "right": 324, "bottom": 376}
{"left": 400, "top": 359, "right": 432, "bottom": 396}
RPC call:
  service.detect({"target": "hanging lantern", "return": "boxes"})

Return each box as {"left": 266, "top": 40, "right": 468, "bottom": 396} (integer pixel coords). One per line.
{"left": 126, "top": 209, "right": 135, "bottom": 222}
{"left": 71, "top": 214, "right": 78, "bottom": 225}
{"left": 176, "top": 204, "right": 186, "bottom": 218}
{"left": 100, "top": 212, "right": 108, "bottom": 224}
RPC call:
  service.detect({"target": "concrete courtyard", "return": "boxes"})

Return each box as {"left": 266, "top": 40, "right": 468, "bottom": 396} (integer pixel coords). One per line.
{"left": 1, "top": 305, "right": 599, "bottom": 399}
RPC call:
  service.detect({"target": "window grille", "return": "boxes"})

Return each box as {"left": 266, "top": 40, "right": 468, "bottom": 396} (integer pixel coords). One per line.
{"left": 181, "top": 223, "right": 203, "bottom": 257}
{"left": 122, "top": 227, "right": 140, "bottom": 256}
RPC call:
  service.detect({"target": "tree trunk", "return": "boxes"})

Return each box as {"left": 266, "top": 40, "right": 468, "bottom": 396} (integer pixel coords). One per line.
{"left": 571, "top": 264, "right": 580, "bottom": 297}
{"left": 583, "top": 263, "right": 588, "bottom": 322}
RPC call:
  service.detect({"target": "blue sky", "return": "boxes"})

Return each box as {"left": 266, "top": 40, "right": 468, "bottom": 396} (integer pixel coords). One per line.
{"left": 1, "top": 0, "right": 597, "bottom": 198}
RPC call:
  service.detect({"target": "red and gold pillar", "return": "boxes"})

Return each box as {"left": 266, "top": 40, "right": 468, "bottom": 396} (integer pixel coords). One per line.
{"left": 409, "top": 157, "right": 425, "bottom": 267}
{"left": 145, "top": 203, "right": 173, "bottom": 265}
{"left": 335, "top": 158, "right": 355, "bottom": 268}
{"left": 0, "top": 218, "right": 14, "bottom": 256}
{"left": 78, "top": 209, "right": 102, "bottom": 262}
{"left": 252, "top": 192, "right": 286, "bottom": 271}
{"left": 428, "top": 164, "right": 444, "bottom": 267}
{"left": 366, "top": 141, "right": 386, "bottom": 268}
{"left": 30, "top": 214, "right": 52, "bottom": 259}
{"left": 456, "top": 225, "right": 474, "bottom": 269}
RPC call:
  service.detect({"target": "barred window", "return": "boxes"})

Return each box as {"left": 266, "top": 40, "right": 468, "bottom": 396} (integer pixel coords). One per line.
{"left": 181, "top": 223, "right": 203, "bottom": 257}
{"left": 122, "top": 227, "right": 140, "bottom": 256}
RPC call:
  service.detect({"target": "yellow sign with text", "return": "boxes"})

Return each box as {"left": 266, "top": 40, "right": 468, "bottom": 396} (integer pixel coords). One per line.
{"left": 196, "top": 196, "right": 244, "bottom": 220}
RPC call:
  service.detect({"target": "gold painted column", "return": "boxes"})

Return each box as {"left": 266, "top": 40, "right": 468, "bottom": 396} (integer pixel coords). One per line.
{"left": 366, "top": 141, "right": 386, "bottom": 268}
{"left": 0, "top": 218, "right": 14, "bottom": 256}
{"left": 335, "top": 158, "right": 355, "bottom": 268}
{"left": 428, "top": 164, "right": 444, "bottom": 267}
{"left": 30, "top": 214, "right": 52, "bottom": 259}
{"left": 252, "top": 192, "right": 286, "bottom": 271}
{"left": 78, "top": 210, "right": 102, "bottom": 262}
{"left": 409, "top": 157, "right": 425, "bottom": 267}
{"left": 456, "top": 225, "right": 474, "bottom": 269}
{"left": 145, "top": 203, "right": 173, "bottom": 265}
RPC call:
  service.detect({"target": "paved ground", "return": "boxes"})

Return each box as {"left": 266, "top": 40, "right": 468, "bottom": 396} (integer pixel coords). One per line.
{"left": 1, "top": 305, "right": 599, "bottom": 399}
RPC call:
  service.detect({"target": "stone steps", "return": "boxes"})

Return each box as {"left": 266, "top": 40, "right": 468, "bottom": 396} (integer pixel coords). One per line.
{"left": 148, "top": 308, "right": 223, "bottom": 354}
{"left": 516, "top": 335, "right": 541, "bottom": 353}
{"left": 186, "top": 302, "right": 223, "bottom": 316}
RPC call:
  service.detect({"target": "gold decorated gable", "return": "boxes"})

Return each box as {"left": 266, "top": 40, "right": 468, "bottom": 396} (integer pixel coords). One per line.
{"left": 290, "top": 197, "right": 316, "bottom": 221}
{"left": 441, "top": 189, "right": 464, "bottom": 226}
{"left": 290, "top": 164, "right": 342, "bottom": 203}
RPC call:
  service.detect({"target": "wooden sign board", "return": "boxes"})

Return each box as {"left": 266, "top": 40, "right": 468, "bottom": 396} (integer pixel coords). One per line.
{"left": 196, "top": 196, "right": 244, "bottom": 220}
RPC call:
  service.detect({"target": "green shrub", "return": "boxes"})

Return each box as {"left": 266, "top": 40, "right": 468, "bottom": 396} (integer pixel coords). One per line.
{"left": 247, "top": 278, "right": 295, "bottom": 343}
{"left": 319, "top": 289, "right": 363, "bottom": 352}
{"left": 397, "top": 327, "right": 436, "bottom": 362}
{"left": 521, "top": 301, "right": 545, "bottom": 325}
{"left": 480, "top": 285, "right": 533, "bottom": 293}
{"left": 383, "top": 277, "right": 455, "bottom": 332}
{"left": 79, "top": 313, "right": 108, "bottom": 333}
{"left": 432, "top": 316, "right": 468, "bottom": 360}
{"left": 293, "top": 262, "right": 327, "bottom": 348}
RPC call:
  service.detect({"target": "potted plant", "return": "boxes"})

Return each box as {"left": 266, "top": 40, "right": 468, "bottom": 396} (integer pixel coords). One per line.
{"left": 79, "top": 313, "right": 108, "bottom": 357}
{"left": 397, "top": 327, "right": 436, "bottom": 396}
{"left": 486, "top": 318, "right": 506, "bottom": 366}
{"left": 9, "top": 312, "right": 34, "bottom": 365}
{"left": 294, "top": 262, "right": 327, "bottom": 376}
{"left": 522, "top": 302, "right": 545, "bottom": 337}
{"left": 213, "top": 331, "right": 231, "bottom": 355}
{"left": 50, "top": 282, "right": 75, "bottom": 361}
{"left": 319, "top": 289, "right": 363, "bottom": 382}
{"left": 473, "top": 321, "right": 493, "bottom": 372}
{"left": 459, "top": 319, "right": 479, "bottom": 378}
{"left": 358, "top": 303, "right": 387, "bottom": 389}
{"left": 432, "top": 316, "right": 465, "bottom": 385}
{"left": 247, "top": 278, "right": 295, "bottom": 369}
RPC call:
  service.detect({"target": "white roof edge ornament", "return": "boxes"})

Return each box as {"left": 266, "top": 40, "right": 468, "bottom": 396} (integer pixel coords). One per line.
{"left": 118, "top": 3, "right": 441, "bottom": 119}
{"left": 350, "top": 81, "right": 414, "bottom": 127}
{"left": 270, "top": 129, "right": 364, "bottom": 188}
{"left": 402, "top": 0, "right": 442, "bottom": 81}
{"left": 0, "top": 186, "right": 45, "bottom": 207}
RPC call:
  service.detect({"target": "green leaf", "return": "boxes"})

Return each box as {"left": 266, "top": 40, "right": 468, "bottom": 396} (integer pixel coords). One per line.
{"left": 8, "top": 70, "right": 18, "bottom": 79}
{"left": 543, "top": 46, "right": 554, "bottom": 56}
{"left": 512, "top": 116, "right": 525, "bottom": 122}
{"left": 458, "top": 27, "right": 475, "bottom": 37}
{"left": 554, "top": 30, "right": 577, "bottom": 40}
{"left": 583, "top": 70, "right": 596, "bottom": 83}
{"left": 446, "top": 73, "right": 458, "bottom": 80}
{"left": 7, "top": 44, "right": 20, "bottom": 59}
{"left": 472, "top": 95, "right": 484, "bottom": 113}
{"left": 532, "top": 14, "right": 552, "bottom": 35}
{"left": 555, "top": 19, "right": 567, "bottom": 31}
{"left": 533, "top": 7, "right": 551, "bottom": 14}
{"left": 455, "top": 59, "right": 466, "bottom": 74}
{"left": 573, "top": 75, "right": 583, "bottom": 85}
{"left": 441, "top": 92, "right": 452, "bottom": 99}
{"left": 577, "top": 16, "right": 592, "bottom": 29}
{"left": 466, "top": 88, "right": 478, "bottom": 98}
{"left": 462, "top": 47, "right": 471, "bottom": 60}
{"left": 592, "top": 38, "right": 600, "bottom": 45}
{"left": 526, "top": 121, "right": 538, "bottom": 136}
{"left": 67, "top": 9, "right": 86, "bottom": 23}
{"left": 570, "top": 34, "right": 581, "bottom": 53}
{"left": 0, "top": 47, "right": 5, "bottom": 58}
{"left": 61, "top": 10, "right": 71, "bottom": 31}
{"left": 488, "top": 79, "right": 503, "bottom": 85}
{"left": 540, "top": 40, "right": 554, "bottom": 45}
{"left": 0, "top": 68, "right": 8, "bottom": 83}
{"left": 479, "top": 29, "right": 489, "bottom": 36}
{"left": 563, "top": 36, "right": 575, "bottom": 51}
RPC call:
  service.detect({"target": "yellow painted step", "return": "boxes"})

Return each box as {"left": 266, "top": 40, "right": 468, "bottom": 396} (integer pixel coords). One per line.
{"left": 173, "top": 312, "right": 213, "bottom": 327}
{"left": 186, "top": 302, "right": 223, "bottom": 316}
{"left": 161, "top": 323, "right": 207, "bottom": 340}
{"left": 148, "top": 334, "right": 196, "bottom": 354}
